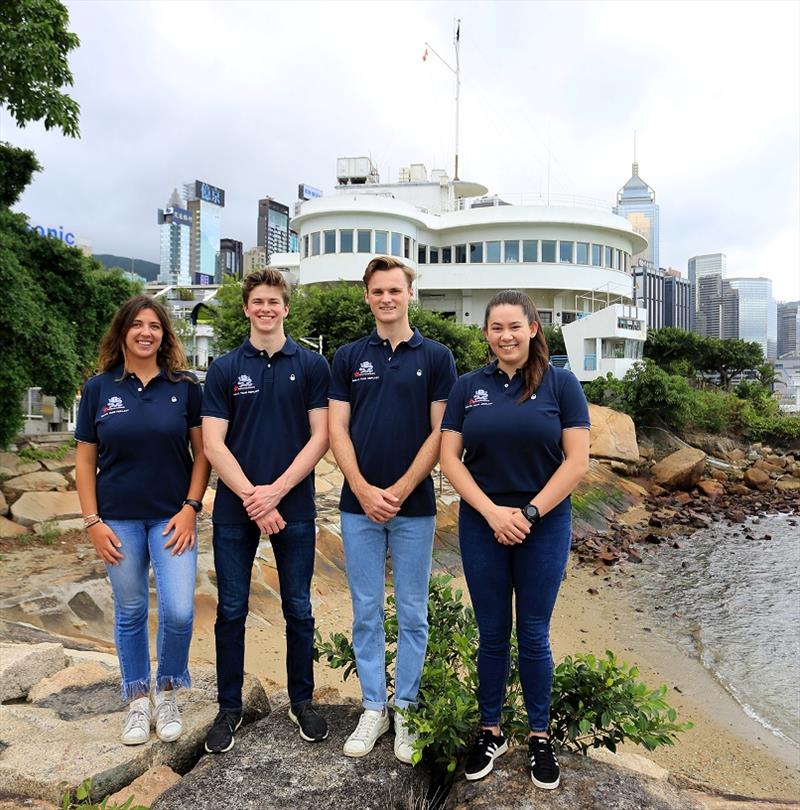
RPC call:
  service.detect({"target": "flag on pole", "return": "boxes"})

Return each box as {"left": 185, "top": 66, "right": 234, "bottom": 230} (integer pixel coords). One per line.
{"left": 455, "top": 21, "right": 460, "bottom": 42}
{"left": 422, "top": 47, "right": 428, "bottom": 62}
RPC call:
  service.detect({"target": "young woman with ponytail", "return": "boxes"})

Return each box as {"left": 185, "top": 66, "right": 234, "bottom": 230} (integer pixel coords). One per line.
{"left": 440, "top": 290, "right": 590, "bottom": 790}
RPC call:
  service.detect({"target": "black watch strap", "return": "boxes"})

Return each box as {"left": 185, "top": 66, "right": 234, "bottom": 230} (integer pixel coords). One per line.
{"left": 183, "top": 498, "right": 203, "bottom": 513}
{"left": 522, "top": 503, "right": 540, "bottom": 524}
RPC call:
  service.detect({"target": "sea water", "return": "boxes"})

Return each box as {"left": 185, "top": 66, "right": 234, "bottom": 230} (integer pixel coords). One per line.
{"left": 630, "top": 512, "right": 800, "bottom": 747}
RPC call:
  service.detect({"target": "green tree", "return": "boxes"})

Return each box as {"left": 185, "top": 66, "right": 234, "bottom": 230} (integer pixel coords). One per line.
{"left": 644, "top": 327, "right": 702, "bottom": 374}
{"left": 542, "top": 324, "right": 566, "bottom": 357}
{"left": 0, "top": 0, "right": 81, "bottom": 137}
{"left": 698, "top": 337, "right": 764, "bottom": 389}
{"left": 408, "top": 307, "right": 486, "bottom": 376}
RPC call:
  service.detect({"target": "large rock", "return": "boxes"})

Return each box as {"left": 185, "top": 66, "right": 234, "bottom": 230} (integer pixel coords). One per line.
{"left": 105, "top": 765, "right": 181, "bottom": 808}
{"left": 743, "top": 467, "right": 771, "bottom": 491}
{"left": 2, "top": 472, "right": 69, "bottom": 498}
{"left": 10, "top": 491, "right": 82, "bottom": 527}
{"left": 0, "top": 489, "right": 7, "bottom": 516}
{"left": 0, "top": 453, "right": 41, "bottom": 478}
{"left": 445, "top": 748, "right": 703, "bottom": 809}
{"left": 0, "top": 642, "right": 67, "bottom": 701}
{"left": 0, "top": 515, "right": 28, "bottom": 538}
{"left": 651, "top": 448, "right": 707, "bottom": 491}
{"left": 776, "top": 478, "right": 800, "bottom": 493}
{"left": 151, "top": 704, "right": 431, "bottom": 810}
{"left": 40, "top": 447, "right": 77, "bottom": 472}
{"left": 0, "top": 664, "right": 269, "bottom": 803}
{"left": 588, "top": 404, "right": 639, "bottom": 463}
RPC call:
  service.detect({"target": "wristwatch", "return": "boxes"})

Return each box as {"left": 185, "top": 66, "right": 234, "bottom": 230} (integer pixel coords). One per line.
{"left": 521, "top": 503, "right": 541, "bottom": 525}
{"left": 183, "top": 498, "right": 203, "bottom": 513}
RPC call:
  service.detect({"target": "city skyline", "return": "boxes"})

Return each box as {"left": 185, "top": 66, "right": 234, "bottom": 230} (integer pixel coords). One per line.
{"left": 3, "top": 0, "right": 798, "bottom": 300}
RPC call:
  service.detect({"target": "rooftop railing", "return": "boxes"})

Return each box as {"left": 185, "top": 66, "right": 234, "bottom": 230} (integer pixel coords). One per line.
{"left": 454, "top": 192, "right": 614, "bottom": 213}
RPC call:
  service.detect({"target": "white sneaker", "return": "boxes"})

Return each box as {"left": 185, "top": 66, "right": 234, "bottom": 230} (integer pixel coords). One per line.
{"left": 393, "top": 710, "right": 417, "bottom": 764}
{"left": 121, "top": 696, "right": 151, "bottom": 745}
{"left": 153, "top": 690, "right": 183, "bottom": 742}
{"left": 343, "top": 709, "right": 390, "bottom": 757}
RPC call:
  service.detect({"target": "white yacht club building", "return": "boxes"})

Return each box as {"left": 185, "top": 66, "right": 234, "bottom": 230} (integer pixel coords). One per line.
{"left": 291, "top": 158, "right": 649, "bottom": 381}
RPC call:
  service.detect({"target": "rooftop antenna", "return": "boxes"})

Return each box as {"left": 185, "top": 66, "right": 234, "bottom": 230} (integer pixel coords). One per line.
{"left": 424, "top": 18, "right": 461, "bottom": 180}
{"left": 633, "top": 129, "right": 638, "bottom": 174}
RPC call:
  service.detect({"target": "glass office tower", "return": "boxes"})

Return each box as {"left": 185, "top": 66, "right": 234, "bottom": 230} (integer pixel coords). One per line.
{"left": 726, "top": 277, "right": 778, "bottom": 360}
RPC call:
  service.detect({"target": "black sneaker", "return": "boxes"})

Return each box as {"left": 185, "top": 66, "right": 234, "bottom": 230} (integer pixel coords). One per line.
{"left": 464, "top": 728, "right": 508, "bottom": 781}
{"left": 529, "top": 736, "right": 560, "bottom": 789}
{"left": 204, "top": 710, "right": 242, "bottom": 754}
{"left": 288, "top": 702, "right": 329, "bottom": 742}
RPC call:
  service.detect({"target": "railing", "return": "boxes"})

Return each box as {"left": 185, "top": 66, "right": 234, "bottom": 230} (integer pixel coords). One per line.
{"left": 454, "top": 192, "right": 614, "bottom": 213}
{"left": 550, "top": 355, "right": 569, "bottom": 368}
{"left": 584, "top": 354, "right": 597, "bottom": 371}
{"left": 21, "top": 387, "right": 43, "bottom": 420}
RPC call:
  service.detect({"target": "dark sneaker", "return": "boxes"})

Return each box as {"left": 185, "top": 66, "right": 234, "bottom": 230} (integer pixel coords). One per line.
{"left": 464, "top": 728, "right": 508, "bottom": 781}
{"left": 529, "top": 736, "right": 560, "bottom": 789}
{"left": 204, "top": 710, "right": 242, "bottom": 754}
{"left": 288, "top": 702, "right": 329, "bottom": 742}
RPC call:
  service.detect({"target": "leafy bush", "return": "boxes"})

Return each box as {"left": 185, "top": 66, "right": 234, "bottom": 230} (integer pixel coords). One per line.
{"left": 316, "top": 575, "right": 689, "bottom": 773}
{"left": 542, "top": 324, "right": 566, "bottom": 357}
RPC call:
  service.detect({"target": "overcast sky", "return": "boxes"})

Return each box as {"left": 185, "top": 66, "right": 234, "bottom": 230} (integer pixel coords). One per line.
{"left": 5, "top": 0, "right": 799, "bottom": 300}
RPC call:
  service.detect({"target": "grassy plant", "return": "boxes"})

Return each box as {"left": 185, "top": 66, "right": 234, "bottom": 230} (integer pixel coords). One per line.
{"left": 18, "top": 439, "right": 75, "bottom": 462}
{"left": 61, "top": 778, "right": 147, "bottom": 810}
{"left": 38, "top": 519, "right": 60, "bottom": 545}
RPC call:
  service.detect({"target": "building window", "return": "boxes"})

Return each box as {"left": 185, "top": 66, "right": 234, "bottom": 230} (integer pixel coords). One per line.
{"left": 418, "top": 245, "right": 427, "bottom": 264}
{"left": 522, "top": 239, "right": 538, "bottom": 262}
{"left": 302, "top": 235, "right": 309, "bottom": 258}
{"left": 602, "top": 338, "right": 643, "bottom": 359}
{"left": 559, "top": 241, "right": 574, "bottom": 263}
{"left": 323, "top": 230, "right": 336, "bottom": 254}
{"left": 591, "top": 244, "right": 602, "bottom": 266}
{"left": 311, "top": 232, "right": 320, "bottom": 256}
{"left": 486, "top": 240, "right": 501, "bottom": 262}
{"left": 504, "top": 240, "right": 519, "bottom": 262}
{"left": 576, "top": 242, "right": 589, "bottom": 264}
{"left": 404, "top": 235, "right": 412, "bottom": 259}
{"left": 390, "top": 232, "right": 401, "bottom": 256}
{"left": 340, "top": 229, "right": 354, "bottom": 253}
{"left": 539, "top": 310, "right": 553, "bottom": 325}
{"left": 455, "top": 244, "right": 467, "bottom": 263}
{"left": 357, "top": 230, "right": 371, "bottom": 253}
{"left": 605, "top": 246, "right": 613, "bottom": 268}
{"left": 429, "top": 246, "right": 439, "bottom": 264}
{"left": 442, "top": 246, "right": 452, "bottom": 263}
{"left": 562, "top": 311, "right": 577, "bottom": 324}
{"left": 541, "top": 240, "right": 556, "bottom": 263}
{"left": 617, "top": 317, "right": 643, "bottom": 331}
{"left": 614, "top": 248, "right": 621, "bottom": 270}
{"left": 470, "top": 242, "right": 483, "bottom": 263}
{"left": 375, "top": 230, "right": 388, "bottom": 254}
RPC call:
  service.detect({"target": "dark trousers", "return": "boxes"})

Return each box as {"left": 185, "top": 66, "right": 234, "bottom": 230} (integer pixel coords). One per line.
{"left": 212, "top": 520, "right": 316, "bottom": 712}
{"left": 459, "top": 502, "right": 572, "bottom": 732}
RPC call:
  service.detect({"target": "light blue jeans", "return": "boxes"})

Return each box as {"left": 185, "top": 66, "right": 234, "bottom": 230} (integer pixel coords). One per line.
{"left": 105, "top": 518, "right": 197, "bottom": 700}
{"left": 341, "top": 512, "right": 435, "bottom": 711}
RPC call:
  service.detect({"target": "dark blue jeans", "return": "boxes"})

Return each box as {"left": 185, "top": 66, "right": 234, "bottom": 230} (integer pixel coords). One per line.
{"left": 212, "top": 520, "right": 316, "bottom": 712}
{"left": 459, "top": 502, "right": 572, "bottom": 732}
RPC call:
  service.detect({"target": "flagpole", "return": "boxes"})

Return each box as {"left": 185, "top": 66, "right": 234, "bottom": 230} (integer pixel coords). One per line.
{"left": 424, "top": 17, "right": 461, "bottom": 181}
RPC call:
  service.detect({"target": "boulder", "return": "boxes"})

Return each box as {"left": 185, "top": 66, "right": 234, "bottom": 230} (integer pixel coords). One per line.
{"left": 27, "top": 661, "right": 118, "bottom": 703}
{"left": 0, "top": 453, "right": 41, "bottom": 478}
{"left": 724, "top": 448, "right": 746, "bottom": 463}
{"left": 0, "top": 515, "right": 28, "bottom": 538}
{"left": 32, "top": 518, "right": 85, "bottom": 536}
{"left": 40, "top": 448, "right": 77, "bottom": 472}
{"left": 775, "top": 479, "right": 800, "bottom": 493}
{"left": 105, "top": 765, "right": 181, "bottom": 808}
{"left": 2, "top": 472, "right": 70, "bottom": 500}
{"left": 0, "top": 642, "right": 67, "bottom": 702}
{"left": 0, "top": 664, "right": 269, "bottom": 804}
{"left": 697, "top": 480, "right": 725, "bottom": 499}
{"left": 588, "top": 404, "right": 639, "bottom": 463}
{"left": 445, "top": 748, "right": 702, "bottom": 809}
{"left": 151, "top": 704, "right": 431, "bottom": 810}
{"left": 752, "top": 459, "right": 783, "bottom": 476}
{"left": 651, "top": 448, "right": 707, "bottom": 491}
{"left": 10, "top": 491, "right": 82, "bottom": 527}
{"left": 743, "top": 468, "right": 771, "bottom": 491}
{"left": 0, "top": 489, "right": 7, "bottom": 516}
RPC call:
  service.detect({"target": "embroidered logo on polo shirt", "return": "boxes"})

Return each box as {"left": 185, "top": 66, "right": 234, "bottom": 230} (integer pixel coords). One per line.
{"left": 352, "top": 360, "right": 380, "bottom": 383}
{"left": 101, "top": 396, "right": 129, "bottom": 417}
{"left": 233, "top": 374, "right": 259, "bottom": 397}
{"left": 466, "top": 388, "right": 493, "bottom": 409}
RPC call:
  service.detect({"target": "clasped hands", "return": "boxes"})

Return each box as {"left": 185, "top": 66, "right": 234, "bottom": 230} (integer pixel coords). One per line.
{"left": 484, "top": 504, "right": 531, "bottom": 545}
{"left": 355, "top": 480, "right": 410, "bottom": 524}
{"left": 243, "top": 481, "right": 287, "bottom": 536}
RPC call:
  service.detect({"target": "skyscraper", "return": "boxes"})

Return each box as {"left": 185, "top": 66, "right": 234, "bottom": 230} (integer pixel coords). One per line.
{"left": 632, "top": 259, "right": 664, "bottom": 330}
{"left": 257, "top": 197, "right": 290, "bottom": 259}
{"left": 614, "top": 161, "right": 659, "bottom": 271}
{"left": 663, "top": 269, "right": 691, "bottom": 330}
{"left": 777, "top": 301, "right": 800, "bottom": 357}
{"left": 726, "top": 277, "right": 778, "bottom": 360}
{"left": 219, "top": 238, "right": 244, "bottom": 279}
{"left": 688, "top": 253, "right": 727, "bottom": 333}
{"left": 184, "top": 180, "right": 225, "bottom": 284}
{"left": 157, "top": 188, "right": 192, "bottom": 286}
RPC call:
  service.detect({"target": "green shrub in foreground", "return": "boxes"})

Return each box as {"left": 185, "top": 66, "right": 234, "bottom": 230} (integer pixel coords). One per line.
{"left": 61, "top": 778, "right": 146, "bottom": 810}
{"left": 315, "top": 575, "right": 690, "bottom": 773}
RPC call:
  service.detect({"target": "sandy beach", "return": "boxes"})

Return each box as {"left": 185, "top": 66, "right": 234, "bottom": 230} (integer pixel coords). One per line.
{"left": 188, "top": 552, "right": 800, "bottom": 802}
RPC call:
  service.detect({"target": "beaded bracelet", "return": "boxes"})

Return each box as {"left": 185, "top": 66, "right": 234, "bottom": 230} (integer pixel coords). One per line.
{"left": 84, "top": 517, "right": 104, "bottom": 529}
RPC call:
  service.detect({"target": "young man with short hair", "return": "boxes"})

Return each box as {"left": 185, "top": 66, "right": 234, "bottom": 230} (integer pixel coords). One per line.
{"left": 202, "top": 268, "right": 331, "bottom": 753}
{"left": 329, "top": 256, "right": 457, "bottom": 763}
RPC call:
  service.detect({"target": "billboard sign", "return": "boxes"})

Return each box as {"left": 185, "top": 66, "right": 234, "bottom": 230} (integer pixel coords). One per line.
{"left": 170, "top": 207, "right": 192, "bottom": 226}
{"left": 195, "top": 181, "right": 225, "bottom": 207}
{"left": 194, "top": 272, "right": 213, "bottom": 286}
{"left": 27, "top": 223, "right": 76, "bottom": 246}
{"left": 298, "top": 183, "right": 322, "bottom": 200}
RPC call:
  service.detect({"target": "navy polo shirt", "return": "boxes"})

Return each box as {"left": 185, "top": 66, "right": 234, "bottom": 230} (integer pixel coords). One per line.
{"left": 441, "top": 362, "right": 590, "bottom": 514}
{"left": 202, "top": 336, "right": 330, "bottom": 524}
{"left": 329, "top": 327, "right": 457, "bottom": 517}
{"left": 75, "top": 366, "right": 202, "bottom": 519}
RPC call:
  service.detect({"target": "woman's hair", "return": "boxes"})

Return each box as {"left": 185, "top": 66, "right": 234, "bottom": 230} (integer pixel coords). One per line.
{"left": 483, "top": 290, "right": 550, "bottom": 402}
{"left": 97, "top": 295, "right": 190, "bottom": 381}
